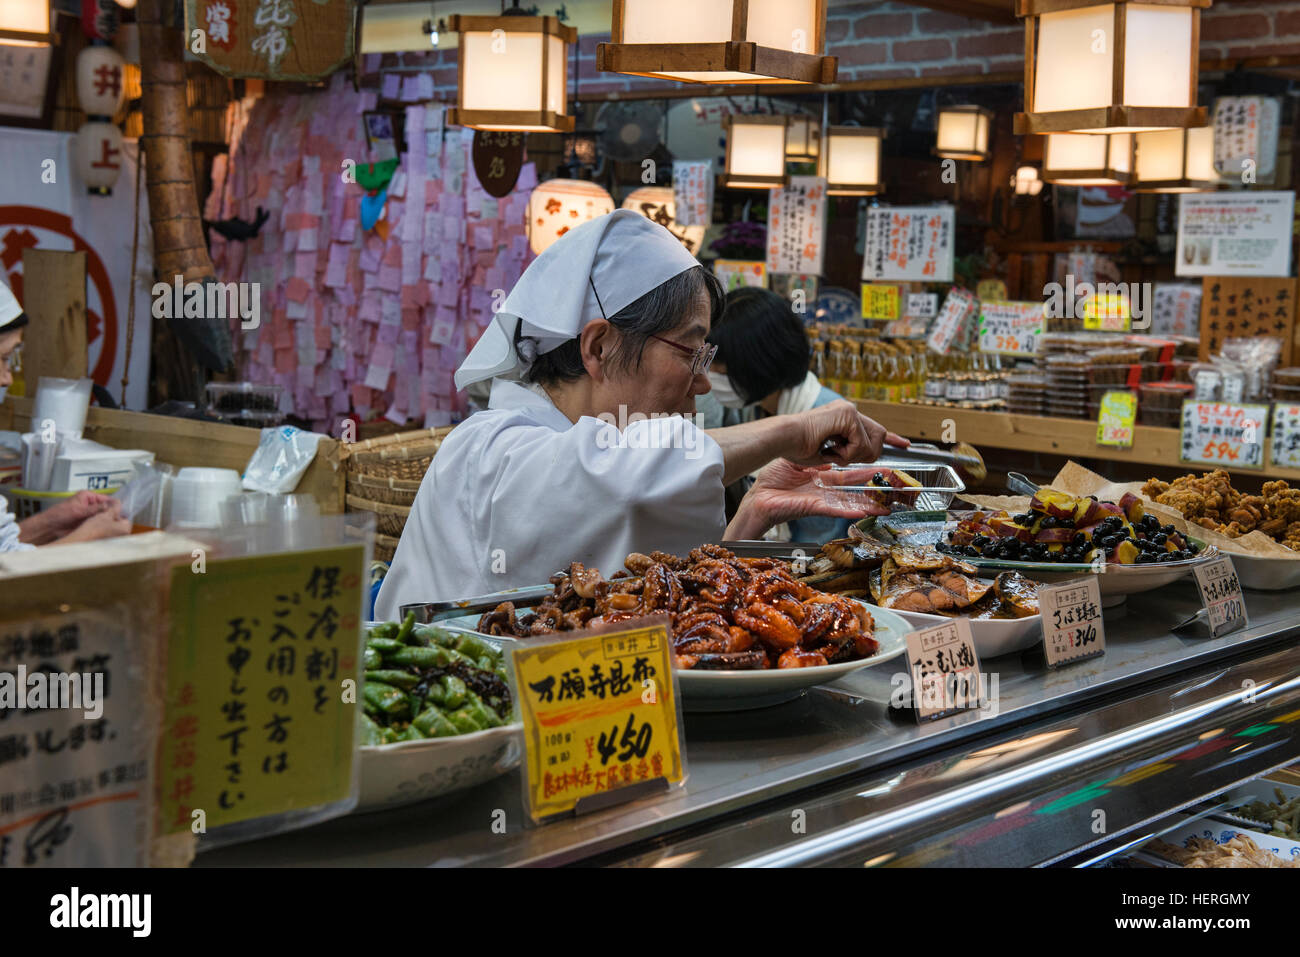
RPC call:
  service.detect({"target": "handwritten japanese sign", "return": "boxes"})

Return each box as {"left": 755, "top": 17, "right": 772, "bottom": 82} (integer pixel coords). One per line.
{"left": 906, "top": 292, "right": 938, "bottom": 318}
{"left": 672, "top": 160, "right": 713, "bottom": 228}
{"left": 183, "top": 0, "right": 356, "bottom": 81}
{"left": 1197, "top": 276, "right": 1295, "bottom": 362}
{"left": 1037, "top": 579, "right": 1105, "bottom": 668}
{"left": 905, "top": 619, "right": 981, "bottom": 722}
{"left": 977, "top": 300, "right": 1044, "bottom": 356}
{"left": 160, "top": 545, "right": 365, "bottom": 834}
{"left": 1179, "top": 401, "right": 1268, "bottom": 470}
{"left": 1096, "top": 390, "right": 1137, "bottom": 447}
{"left": 471, "top": 130, "right": 524, "bottom": 198}
{"left": 766, "top": 176, "right": 826, "bottom": 275}
{"left": 714, "top": 260, "right": 767, "bottom": 291}
{"left": 862, "top": 205, "right": 954, "bottom": 283}
{"left": 861, "top": 283, "right": 901, "bottom": 320}
{"left": 513, "top": 621, "right": 684, "bottom": 822}
{"left": 1176, "top": 191, "right": 1295, "bottom": 278}
{"left": 1192, "top": 556, "right": 1248, "bottom": 639}
{"left": 0, "top": 610, "right": 149, "bottom": 866}
{"left": 926, "top": 286, "right": 977, "bottom": 355}
{"left": 1151, "top": 283, "right": 1203, "bottom": 337}
{"left": 1270, "top": 404, "right": 1300, "bottom": 469}
{"left": 1213, "top": 96, "right": 1280, "bottom": 183}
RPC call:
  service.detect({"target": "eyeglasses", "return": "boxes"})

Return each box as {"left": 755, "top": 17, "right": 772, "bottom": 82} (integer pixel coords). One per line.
{"left": 647, "top": 334, "right": 717, "bottom": 376}
{"left": 2, "top": 345, "right": 20, "bottom": 372}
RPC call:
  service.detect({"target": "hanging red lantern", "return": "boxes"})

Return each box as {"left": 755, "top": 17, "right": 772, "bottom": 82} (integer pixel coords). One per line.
{"left": 74, "top": 121, "right": 125, "bottom": 195}
{"left": 81, "top": 0, "right": 119, "bottom": 41}
{"left": 76, "top": 44, "right": 126, "bottom": 119}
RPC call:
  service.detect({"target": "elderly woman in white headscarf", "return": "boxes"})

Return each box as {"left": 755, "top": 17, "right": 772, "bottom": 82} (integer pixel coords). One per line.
{"left": 375, "top": 211, "right": 905, "bottom": 614}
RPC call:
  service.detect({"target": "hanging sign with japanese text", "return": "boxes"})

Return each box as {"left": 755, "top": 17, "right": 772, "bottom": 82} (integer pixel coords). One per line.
{"left": 862, "top": 205, "right": 954, "bottom": 283}
{"left": 1270, "top": 403, "right": 1300, "bottom": 469}
{"left": 159, "top": 545, "right": 365, "bottom": 835}
{"left": 513, "top": 619, "right": 685, "bottom": 823}
{"left": 1176, "top": 191, "right": 1295, "bottom": 278}
{"left": 1213, "top": 96, "right": 1280, "bottom": 184}
{"left": 1179, "top": 401, "right": 1268, "bottom": 470}
{"left": 1151, "top": 283, "right": 1202, "bottom": 337}
{"left": 977, "top": 300, "right": 1044, "bottom": 356}
{"left": 766, "top": 176, "right": 826, "bottom": 276}
{"left": 1096, "top": 390, "right": 1137, "bottom": 447}
{"left": 905, "top": 619, "right": 982, "bottom": 722}
{"left": 471, "top": 131, "right": 525, "bottom": 198}
{"left": 926, "top": 286, "right": 977, "bottom": 355}
{"left": 1037, "top": 578, "right": 1106, "bottom": 668}
{"left": 184, "top": 0, "right": 356, "bottom": 81}
{"left": 672, "top": 160, "right": 713, "bottom": 228}
{"left": 1192, "top": 556, "right": 1248, "bottom": 639}
{"left": 861, "top": 283, "right": 901, "bottom": 320}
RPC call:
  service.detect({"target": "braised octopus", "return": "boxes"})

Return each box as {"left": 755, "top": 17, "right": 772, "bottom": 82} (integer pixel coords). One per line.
{"left": 476, "top": 546, "right": 879, "bottom": 670}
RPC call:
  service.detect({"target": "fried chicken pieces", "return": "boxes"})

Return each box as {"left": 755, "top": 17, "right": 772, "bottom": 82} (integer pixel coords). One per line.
{"left": 476, "top": 544, "right": 878, "bottom": 671}
{"left": 1141, "top": 471, "right": 1300, "bottom": 549}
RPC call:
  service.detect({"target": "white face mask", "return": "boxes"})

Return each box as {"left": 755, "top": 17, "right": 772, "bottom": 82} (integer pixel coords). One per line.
{"left": 707, "top": 371, "right": 747, "bottom": 409}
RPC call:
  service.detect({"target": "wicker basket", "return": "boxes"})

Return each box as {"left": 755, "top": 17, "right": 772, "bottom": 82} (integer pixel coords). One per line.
{"left": 344, "top": 427, "right": 454, "bottom": 482}
{"left": 346, "top": 474, "right": 422, "bottom": 507}
{"left": 374, "top": 533, "right": 402, "bottom": 563}
{"left": 346, "top": 494, "right": 411, "bottom": 537}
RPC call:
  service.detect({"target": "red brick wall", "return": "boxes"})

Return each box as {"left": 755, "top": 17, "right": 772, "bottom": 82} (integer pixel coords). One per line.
{"left": 370, "top": 0, "right": 1300, "bottom": 99}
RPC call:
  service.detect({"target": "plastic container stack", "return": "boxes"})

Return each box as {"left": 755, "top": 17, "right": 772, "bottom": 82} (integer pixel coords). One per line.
{"left": 205, "top": 382, "right": 286, "bottom": 428}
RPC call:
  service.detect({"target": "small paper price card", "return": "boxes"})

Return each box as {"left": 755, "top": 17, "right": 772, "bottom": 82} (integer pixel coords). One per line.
{"left": 1096, "top": 390, "right": 1137, "bottom": 447}
{"left": 1082, "top": 291, "right": 1131, "bottom": 331}
{"left": 977, "top": 300, "right": 1045, "bottom": 356}
{"left": 861, "top": 282, "right": 901, "bottom": 320}
{"left": 905, "top": 618, "right": 982, "bottom": 722}
{"left": 1192, "top": 556, "right": 1248, "bottom": 639}
{"left": 906, "top": 292, "right": 938, "bottom": 318}
{"left": 513, "top": 619, "right": 685, "bottom": 822}
{"left": 1179, "top": 401, "right": 1268, "bottom": 470}
{"left": 1270, "top": 403, "right": 1300, "bottom": 469}
{"left": 1037, "top": 578, "right": 1106, "bottom": 668}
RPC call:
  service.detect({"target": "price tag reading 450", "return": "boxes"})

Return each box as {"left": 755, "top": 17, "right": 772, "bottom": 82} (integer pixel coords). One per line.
{"left": 1192, "top": 556, "right": 1248, "bottom": 638}
{"left": 905, "top": 618, "right": 982, "bottom": 722}
{"left": 1037, "top": 578, "right": 1106, "bottom": 668}
{"left": 512, "top": 618, "right": 686, "bottom": 823}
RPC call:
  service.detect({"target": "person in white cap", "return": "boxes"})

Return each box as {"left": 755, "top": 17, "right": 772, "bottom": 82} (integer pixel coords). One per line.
{"left": 375, "top": 211, "right": 905, "bottom": 614}
{"left": 0, "top": 278, "right": 129, "bottom": 552}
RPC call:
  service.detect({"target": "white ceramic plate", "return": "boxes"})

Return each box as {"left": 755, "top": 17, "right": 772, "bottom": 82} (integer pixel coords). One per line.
{"left": 887, "top": 608, "right": 1043, "bottom": 660}
{"left": 1223, "top": 550, "right": 1300, "bottom": 591}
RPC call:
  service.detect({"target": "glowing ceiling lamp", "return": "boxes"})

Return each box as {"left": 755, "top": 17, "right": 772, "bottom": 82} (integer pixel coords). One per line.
{"left": 527, "top": 179, "right": 615, "bottom": 254}
{"left": 446, "top": 8, "right": 575, "bottom": 134}
{"left": 722, "top": 114, "right": 789, "bottom": 190}
{"left": 1042, "top": 132, "right": 1134, "bottom": 186}
{"left": 1133, "top": 126, "right": 1217, "bottom": 192}
{"left": 785, "top": 114, "right": 820, "bottom": 161}
{"left": 935, "top": 106, "right": 992, "bottom": 162}
{"left": 821, "top": 126, "right": 883, "bottom": 196}
{"left": 1014, "top": 0, "right": 1208, "bottom": 135}
{"left": 1011, "top": 165, "right": 1044, "bottom": 196}
{"left": 0, "top": 0, "right": 52, "bottom": 45}
{"left": 597, "top": 0, "right": 837, "bottom": 85}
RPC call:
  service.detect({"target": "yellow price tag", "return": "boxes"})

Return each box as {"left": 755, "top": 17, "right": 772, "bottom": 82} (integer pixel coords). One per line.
{"left": 1082, "top": 292, "right": 1131, "bottom": 331}
{"left": 861, "top": 283, "right": 901, "bottom": 320}
{"left": 160, "top": 545, "right": 365, "bottom": 834}
{"left": 513, "top": 620, "right": 685, "bottom": 822}
{"left": 1096, "top": 390, "right": 1137, "bottom": 447}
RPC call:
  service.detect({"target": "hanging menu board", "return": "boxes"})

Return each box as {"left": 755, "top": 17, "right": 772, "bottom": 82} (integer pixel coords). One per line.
{"left": 926, "top": 287, "right": 977, "bottom": 355}
{"left": 1151, "top": 283, "right": 1203, "bottom": 337}
{"left": 978, "top": 300, "right": 1045, "bottom": 356}
{"left": 1197, "top": 277, "right": 1296, "bottom": 362}
{"left": 672, "top": 160, "right": 713, "bottom": 228}
{"left": 1270, "top": 403, "right": 1300, "bottom": 470}
{"left": 862, "top": 205, "right": 954, "bottom": 283}
{"left": 1213, "top": 96, "right": 1280, "bottom": 184}
{"left": 1176, "top": 191, "right": 1295, "bottom": 277}
{"left": 183, "top": 0, "right": 356, "bottom": 81}
{"left": 767, "top": 176, "right": 827, "bottom": 276}
{"left": 1179, "top": 401, "right": 1268, "bottom": 470}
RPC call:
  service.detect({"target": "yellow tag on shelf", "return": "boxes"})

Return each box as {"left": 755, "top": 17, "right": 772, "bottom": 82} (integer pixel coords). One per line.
{"left": 160, "top": 545, "right": 365, "bottom": 834}
{"left": 1096, "top": 390, "right": 1137, "bottom": 447}
{"left": 861, "top": 282, "right": 901, "bottom": 320}
{"left": 1082, "top": 292, "right": 1131, "bottom": 331}
{"left": 513, "top": 620, "right": 685, "bottom": 822}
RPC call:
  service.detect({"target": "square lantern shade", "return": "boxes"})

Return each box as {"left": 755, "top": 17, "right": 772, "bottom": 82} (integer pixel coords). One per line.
{"left": 446, "top": 15, "right": 576, "bottom": 133}
{"left": 935, "top": 106, "right": 992, "bottom": 162}
{"left": 1042, "top": 132, "right": 1134, "bottom": 185}
{"left": 821, "top": 126, "right": 884, "bottom": 196}
{"left": 722, "top": 114, "right": 789, "bottom": 189}
{"left": 1133, "top": 125, "right": 1217, "bottom": 191}
{"left": 0, "top": 0, "right": 51, "bottom": 44}
{"left": 1012, "top": 165, "right": 1044, "bottom": 196}
{"left": 785, "top": 114, "right": 820, "bottom": 161}
{"left": 597, "top": 0, "right": 837, "bottom": 85}
{"left": 1015, "top": 0, "right": 1209, "bottom": 135}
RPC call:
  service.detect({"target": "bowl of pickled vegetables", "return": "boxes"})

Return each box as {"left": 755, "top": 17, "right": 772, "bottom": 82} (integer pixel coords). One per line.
{"left": 357, "top": 615, "right": 523, "bottom": 812}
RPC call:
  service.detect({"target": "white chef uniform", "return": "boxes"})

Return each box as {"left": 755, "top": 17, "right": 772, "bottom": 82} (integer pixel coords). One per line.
{"left": 375, "top": 210, "right": 727, "bottom": 615}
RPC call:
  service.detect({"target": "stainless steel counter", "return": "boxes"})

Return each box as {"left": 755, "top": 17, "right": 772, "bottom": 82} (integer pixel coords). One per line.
{"left": 201, "top": 581, "right": 1300, "bottom": 867}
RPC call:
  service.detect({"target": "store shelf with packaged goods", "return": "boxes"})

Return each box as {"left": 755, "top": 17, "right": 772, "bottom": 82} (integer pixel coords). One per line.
{"left": 855, "top": 400, "right": 1300, "bottom": 485}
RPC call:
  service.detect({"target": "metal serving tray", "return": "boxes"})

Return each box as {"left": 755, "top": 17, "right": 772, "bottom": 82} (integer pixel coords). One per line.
{"left": 819, "top": 462, "right": 966, "bottom": 513}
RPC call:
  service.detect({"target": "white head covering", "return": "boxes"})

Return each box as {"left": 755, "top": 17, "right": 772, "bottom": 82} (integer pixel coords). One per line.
{"left": 0, "top": 279, "right": 26, "bottom": 332}
{"left": 455, "top": 209, "right": 700, "bottom": 389}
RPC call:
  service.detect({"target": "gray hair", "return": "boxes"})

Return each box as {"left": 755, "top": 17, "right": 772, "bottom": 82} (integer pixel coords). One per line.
{"left": 517, "top": 265, "right": 724, "bottom": 385}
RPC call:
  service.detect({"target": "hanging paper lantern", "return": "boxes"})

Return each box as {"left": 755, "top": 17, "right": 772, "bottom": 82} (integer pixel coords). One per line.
{"left": 80, "top": 0, "right": 119, "bottom": 41}
{"left": 723, "top": 114, "right": 789, "bottom": 190}
{"left": 785, "top": 114, "right": 820, "bottom": 161}
{"left": 935, "top": 106, "right": 992, "bottom": 162}
{"left": 621, "top": 186, "right": 707, "bottom": 255}
{"left": 76, "top": 44, "right": 126, "bottom": 118}
{"left": 821, "top": 126, "right": 884, "bottom": 196}
{"left": 74, "top": 121, "right": 124, "bottom": 195}
{"left": 1042, "top": 133, "right": 1134, "bottom": 186}
{"left": 527, "top": 179, "right": 615, "bottom": 254}
{"left": 1011, "top": 165, "right": 1044, "bottom": 196}
{"left": 1133, "top": 126, "right": 1217, "bottom": 192}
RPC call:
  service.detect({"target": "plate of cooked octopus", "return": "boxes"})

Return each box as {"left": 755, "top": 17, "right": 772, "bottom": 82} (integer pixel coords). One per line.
{"left": 464, "top": 544, "right": 911, "bottom": 711}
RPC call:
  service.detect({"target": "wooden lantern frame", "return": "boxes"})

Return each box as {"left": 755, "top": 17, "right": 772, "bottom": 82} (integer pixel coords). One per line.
{"left": 596, "top": 0, "right": 838, "bottom": 85}
{"left": 1132, "top": 127, "right": 1218, "bottom": 192}
{"left": 785, "top": 114, "right": 820, "bottom": 161}
{"left": 446, "top": 14, "right": 577, "bottom": 134}
{"left": 933, "top": 105, "right": 993, "bottom": 162}
{"left": 821, "top": 125, "right": 885, "bottom": 196}
{"left": 1042, "top": 132, "right": 1135, "bottom": 185}
{"left": 0, "top": 0, "right": 53, "bottom": 45}
{"left": 722, "top": 114, "right": 790, "bottom": 190}
{"left": 1014, "top": 0, "right": 1209, "bottom": 136}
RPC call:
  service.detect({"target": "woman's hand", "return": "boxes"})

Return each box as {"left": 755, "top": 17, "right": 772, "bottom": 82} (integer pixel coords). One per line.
{"left": 725, "top": 460, "right": 893, "bottom": 540}
{"left": 787, "top": 400, "right": 909, "bottom": 466}
{"left": 18, "top": 490, "right": 118, "bottom": 545}
{"left": 52, "top": 500, "right": 131, "bottom": 545}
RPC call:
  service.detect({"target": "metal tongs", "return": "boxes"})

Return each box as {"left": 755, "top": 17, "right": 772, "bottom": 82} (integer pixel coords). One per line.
{"left": 400, "top": 584, "right": 555, "bottom": 625}
{"left": 821, "top": 438, "right": 987, "bottom": 481}
{"left": 1006, "top": 471, "right": 1041, "bottom": 496}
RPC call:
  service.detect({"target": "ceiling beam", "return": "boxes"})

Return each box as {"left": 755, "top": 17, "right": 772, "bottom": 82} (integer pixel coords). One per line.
{"left": 887, "top": 0, "right": 1017, "bottom": 25}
